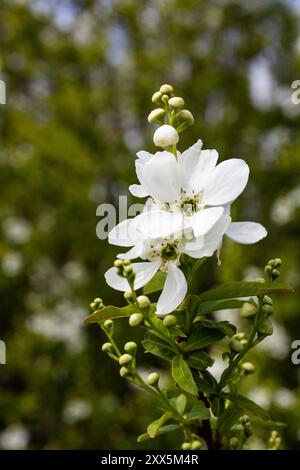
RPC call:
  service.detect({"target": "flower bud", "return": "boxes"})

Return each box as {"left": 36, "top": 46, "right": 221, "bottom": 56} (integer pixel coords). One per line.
{"left": 129, "top": 313, "right": 144, "bottom": 327}
{"left": 119, "top": 366, "right": 130, "bottom": 378}
{"left": 234, "top": 332, "right": 245, "bottom": 340}
{"left": 263, "top": 295, "right": 273, "bottom": 305}
{"left": 273, "top": 258, "right": 282, "bottom": 268}
{"left": 159, "top": 84, "right": 173, "bottom": 94}
{"left": 257, "top": 318, "right": 273, "bottom": 335}
{"left": 271, "top": 268, "right": 280, "bottom": 279}
{"left": 94, "top": 297, "right": 103, "bottom": 306}
{"left": 148, "top": 108, "right": 166, "bottom": 124}
{"left": 114, "top": 259, "right": 123, "bottom": 268}
{"left": 163, "top": 315, "right": 177, "bottom": 327}
{"left": 103, "top": 319, "right": 113, "bottom": 330}
{"left": 255, "top": 277, "right": 265, "bottom": 283}
{"left": 241, "top": 362, "right": 255, "bottom": 374}
{"left": 240, "top": 302, "right": 257, "bottom": 318}
{"left": 123, "top": 259, "right": 131, "bottom": 266}
{"left": 146, "top": 372, "right": 160, "bottom": 386}
{"left": 229, "top": 338, "right": 244, "bottom": 353}
{"left": 261, "top": 304, "right": 273, "bottom": 316}
{"left": 119, "top": 353, "right": 133, "bottom": 366}
{"left": 191, "top": 440, "right": 202, "bottom": 450}
{"left": 168, "top": 96, "right": 184, "bottom": 109}
{"left": 153, "top": 124, "right": 179, "bottom": 148}
{"left": 230, "top": 437, "right": 239, "bottom": 449}
{"left": 181, "top": 442, "right": 191, "bottom": 450}
{"left": 90, "top": 302, "right": 96, "bottom": 310}
{"left": 124, "top": 291, "right": 133, "bottom": 302}
{"left": 176, "top": 109, "right": 195, "bottom": 126}
{"left": 240, "top": 339, "right": 247, "bottom": 345}
{"left": 124, "top": 341, "right": 137, "bottom": 354}
{"left": 152, "top": 91, "right": 162, "bottom": 105}
{"left": 102, "top": 342, "right": 113, "bottom": 353}
{"left": 137, "top": 295, "right": 151, "bottom": 309}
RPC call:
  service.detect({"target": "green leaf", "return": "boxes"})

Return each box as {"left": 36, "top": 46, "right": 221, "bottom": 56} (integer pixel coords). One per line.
{"left": 147, "top": 411, "right": 172, "bottom": 438}
{"left": 227, "top": 394, "right": 269, "bottom": 420}
{"left": 198, "top": 281, "right": 294, "bottom": 303}
{"left": 171, "top": 355, "right": 198, "bottom": 395}
{"left": 193, "top": 373, "right": 216, "bottom": 394}
{"left": 186, "top": 351, "right": 214, "bottom": 369}
{"left": 146, "top": 314, "right": 171, "bottom": 341}
{"left": 84, "top": 304, "right": 136, "bottom": 323}
{"left": 195, "top": 299, "right": 245, "bottom": 317}
{"left": 137, "top": 424, "right": 183, "bottom": 442}
{"left": 217, "top": 405, "right": 244, "bottom": 433}
{"left": 210, "top": 395, "right": 225, "bottom": 417}
{"left": 143, "top": 271, "right": 167, "bottom": 295}
{"left": 185, "top": 327, "right": 225, "bottom": 351}
{"left": 187, "top": 401, "right": 210, "bottom": 421}
{"left": 142, "top": 333, "right": 176, "bottom": 362}
{"left": 175, "top": 394, "right": 187, "bottom": 415}
{"left": 251, "top": 418, "right": 287, "bottom": 430}
{"left": 197, "top": 320, "right": 236, "bottom": 337}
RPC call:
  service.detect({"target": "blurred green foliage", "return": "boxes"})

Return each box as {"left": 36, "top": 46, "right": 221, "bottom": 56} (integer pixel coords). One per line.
{"left": 0, "top": 0, "right": 299, "bottom": 449}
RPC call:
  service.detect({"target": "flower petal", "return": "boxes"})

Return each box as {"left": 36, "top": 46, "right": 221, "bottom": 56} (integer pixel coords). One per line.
{"left": 226, "top": 222, "right": 267, "bottom": 244}
{"left": 202, "top": 159, "right": 249, "bottom": 206}
{"left": 104, "top": 261, "right": 160, "bottom": 292}
{"left": 129, "top": 184, "right": 149, "bottom": 198}
{"left": 156, "top": 263, "right": 187, "bottom": 315}
{"left": 184, "top": 215, "right": 231, "bottom": 258}
{"left": 179, "top": 140, "right": 218, "bottom": 193}
{"left": 188, "top": 207, "right": 224, "bottom": 237}
{"left": 117, "top": 242, "right": 143, "bottom": 260}
{"left": 135, "top": 209, "right": 184, "bottom": 239}
{"left": 108, "top": 218, "right": 140, "bottom": 247}
{"left": 142, "top": 151, "right": 181, "bottom": 203}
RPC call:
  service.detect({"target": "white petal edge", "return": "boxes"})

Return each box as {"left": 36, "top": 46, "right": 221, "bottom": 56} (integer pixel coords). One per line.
{"left": 142, "top": 151, "right": 181, "bottom": 203}
{"left": 185, "top": 215, "right": 231, "bottom": 258}
{"left": 202, "top": 159, "right": 249, "bottom": 206}
{"left": 188, "top": 207, "right": 224, "bottom": 237}
{"left": 129, "top": 184, "right": 149, "bottom": 198}
{"left": 156, "top": 262, "right": 187, "bottom": 316}
{"left": 104, "top": 261, "right": 160, "bottom": 292}
{"left": 135, "top": 209, "right": 185, "bottom": 239}
{"left": 108, "top": 218, "right": 140, "bottom": 247}
{"left": 117, "top": 242, "right": 143, "bottom": 260}
{"left": 226, "top": 222, "right": 267, "bottom": 244}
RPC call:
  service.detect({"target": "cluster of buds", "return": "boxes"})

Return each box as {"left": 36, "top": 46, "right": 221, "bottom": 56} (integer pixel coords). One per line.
{"left": 114, "top": 259, "right": 135, "bottom": 284}
{"left": 229, "top": 415, "right": 252, "bottom": 449}
{"left": 257, "top": 294, "right": 274, "bottom": 337}
{"left": 149, "top": 84, "right": 195, "bottom": 149}
{"left": 268, "top": 430, "right": 282, "bottom": 450}
{"left": 128, "top": 295, "right": 151, "bottom": 327}
{"left": 90, "top": 297, "right": 103, "bottom": 311}
{"left": 229, "top": 332, "right": 247, "bottom": 354}
{"left": 264, "top": 258, "right": 282, "bottom": 282}
{"left": 119, "top": 341, "right": 137, "bottom": 378}
{"left": 181, "top": 437, "right": 203, "bottom": 450}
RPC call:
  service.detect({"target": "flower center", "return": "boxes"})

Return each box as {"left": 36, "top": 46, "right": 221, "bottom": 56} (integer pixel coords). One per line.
{"left": 178, "top": 189, "right": 203, "bottom": 215}
{"left": 143, "top": 238, "right": 181, "bottom": 264}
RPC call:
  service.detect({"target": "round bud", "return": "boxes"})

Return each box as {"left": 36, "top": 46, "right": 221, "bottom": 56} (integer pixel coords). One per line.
{"left": 268, "top": 259, "right": 275, "bottom": 267}
{"left": 124, "top": 291, "right": 133, "bottom": 302}
{"left": 148, "top": 108, "right": 166, "bottom": 124}
{"left": 191, "top": 440, "right": 202, "bottom": 450}
{"left": 124, "top": 342, "right": 137, "bottom": 354}
{"left": 234, "top": 332, "right": 245, "bottom": 340}
{"left": 176, "top": 109, "right": 195, "bottom": 126}
{"left": 241, "top": 362, "right": 255, "bottom": 374}
{"left": 181, "top": 442, "right": 191, "bottom": 450}
{"left": 240, "top": 339, "right": 247, "bottom": 345}
{"left": 129, "top": 313, "right": 144, "bottom": 327}
{"left": 230, "top": 437, "right": 239, "bottom": 449}
{"left": 137, "top": 295, "right": 151, "bottom": 309}
{"left": 102, "top": 342, "right": 113, "bottom": 353}
{"left": 90, "top": 302, "right": 96, "bottom": 310}
{"left": 241, "top": 302, "right": 257, "bottom": 318}
{"left": 123, "top": 259, "right": 131, "bottom": 266}
{"left": 94, "top": 297, "right": 102, "bottom": 305}
{"left": 119, "top": 353, "right": 132, "bottom": 366}
{"left": 255, "top": 277, "right": 265, "bottom": 283}
{"left": 257, "top": 318, "right": 273, "bottom": 335}
{"left": 153, "top": 124, "right": 179, "bottom": 148}
{"left": 103, "top": 319, "right": 113, "bottom": 329}
{"left": 146, "top": 372, "right": 160, "bottom": 386}
{"left": 114, "top": 259, "right": 123, "bottom": 268}
{"left": 161, "top": 94, "right": 169, "bottom": 104}
{"left": 124, "top": 265, "right": 133, "bottom": 274}
{"left": 262, "top": 304, "right": 273, "bottom": 316}
{"left": 119, "top": 366, "right": 130, "bottom": 378}
{"left": 159, "top": 84, "right": 174, "bottom": 94}
{"left": 229, "top": 338, "right": 244, "bottom": 353}
{"left": 152, "top": 91, "right": 162, "bottom": 105}
{"left": 168, "top": 96, "right": 184, "bottom": 109}
{"left": 163, "top": 315, "right": 177, "bottom": 327}
{"left": 264, "top": 265, "right": 272, "bottom": 274}
{"left": 273, "top": 258, "right": 282, "bottom": 268}
{"left": 271, "top": 269, "right": 280, "bottom": 278}
{"left": 263, "top": 295, "right": 273, "bottom": 305}
{"left": 240, "top": 414, "right": 250, "bottom": 424}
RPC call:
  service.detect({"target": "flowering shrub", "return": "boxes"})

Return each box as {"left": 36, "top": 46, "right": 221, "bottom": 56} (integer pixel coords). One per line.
{"left": 85, "top": 85, "right": 293, "bottom": 450}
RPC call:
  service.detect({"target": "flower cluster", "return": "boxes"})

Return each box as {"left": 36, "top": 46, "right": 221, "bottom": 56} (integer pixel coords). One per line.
{"left": 105, "top": 84, "right": 267, "bottom": 315}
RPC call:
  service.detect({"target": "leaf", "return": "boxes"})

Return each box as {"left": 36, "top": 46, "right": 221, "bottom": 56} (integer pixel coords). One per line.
{"left": 217, "top": 405, "right": 244, "bottom": 433}
{"left": 185, "top": 328, "right": 225, "bottom": 351}
{"left": 210, "top": 395, "right": 225, "bottom": 417}
{"left": 195, "top": 299, "right": 245, "bottom": 317}
{"left": 227, "top": 394, "right": 269, "bottom": 420}
{"left": 84, "top": 304, "right": 136, "bottom": 323}
{"left": 193, "top": 373, "right": 216, "bottom": 394}
{"left": 251, "top": 418, "right": 287, "bottom": 430}
{"left": 146, "top": 315, "right": 171, "bottom": 341}
{"left": 197, "top": 320, "right": 236, "bottom": 337}
{"left": 171, "top": 355, "right": 198, "bottom": 396}
{"left": 186, "top": 351, "right": 214, "bottom": 369}
{"left": 137, "top": 424, "right": 183, "bottom": 442}
{"left": 147, "top": 411, "right": 172, "bottom": 438}
{"left": 187, "top": 401, "right": 210, "bottom": 421}
{"left": 142, "top": 333, "right": 176, "bottom": 362}
{"left": 198, "top": 281, "right": 294, "bottom": 303}
{"left": 175, "top": 394, "right": 187, "bottom": 415}
{"left": 143, "top": 271, "right": 167, "bottom": 295}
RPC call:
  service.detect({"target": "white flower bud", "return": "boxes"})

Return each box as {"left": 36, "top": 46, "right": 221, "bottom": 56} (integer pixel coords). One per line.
{"left": 168, "top": 96, "right": 184, "bottom": 109}
{"left": 148, "top": 108, "right": 166, "bottom": 124}
{"left": 153, "top": 124, "right": 179, "bottom": 148}
{"left": 129, "top": 313, "right": 144, "bottom": 327}
{"left": 137, "top": 295, "right": 151, "bottom": 309}
{"left": 102, "top": 342, "right": 113, "bottom": 353}
{"left": 124, "top": 342, "right": 137, "bottom": 353}
{"left": 119, "top": 353, "right": 132, "bottom": 366}
{"left": 152, "top": 91, "right": 162, "bottom": 105}
{"left": 159, "top": 84, "right": 173, "bottom": 94}
{"left": 119, "top": 366, "right": 130, "bottom": 378}
{"left": 163, "top": 315, "right": 177, "bottom": 327}
{"left": 146, "top": 372, "right": 160, "bottom": 386}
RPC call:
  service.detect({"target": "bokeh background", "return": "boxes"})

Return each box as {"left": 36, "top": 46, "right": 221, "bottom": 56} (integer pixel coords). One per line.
{"left": 0, "top": 0, "right": 299, "bottom": 450}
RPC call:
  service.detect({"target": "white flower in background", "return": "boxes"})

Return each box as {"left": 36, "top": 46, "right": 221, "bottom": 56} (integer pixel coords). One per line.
{"left": 153, "top": 124, "right": 179, "bottom": 148}
{"left": 105, "top": 210, "right": 231, "bottom": 315}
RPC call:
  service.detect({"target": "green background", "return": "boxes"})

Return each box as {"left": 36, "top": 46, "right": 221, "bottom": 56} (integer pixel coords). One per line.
{"left": 0, "top": 0, "right": 299, "bottom": 449}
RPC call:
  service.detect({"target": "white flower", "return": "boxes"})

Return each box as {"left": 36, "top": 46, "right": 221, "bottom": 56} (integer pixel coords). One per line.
{"left": 153, "top": 124, "right": 179, "bottom": 148}
{"left": 105, "top": 210, "right": 231, "bottom": 315}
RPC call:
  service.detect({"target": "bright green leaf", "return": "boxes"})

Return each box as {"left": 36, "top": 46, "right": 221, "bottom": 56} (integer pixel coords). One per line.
{"left": 171, "top": 355, "right": 198, "bottom": 395}
{"left": 175, "top": 394, "right": 187, "bottom": 415}
{"left": 84, "top": 304, "right": 136, "bottom": 324}
{"left": 185, "top": 328, "right": 225, "bottom": 351}
{"left": 137, "top": 424, "right": 183, "bottom": 442}
{"left": 197, "top": 320, "right": 236, "bottom": 337}
{"left": 187, "top": 401, "right": 210, "bottom": 421}
{"left": 195, "top": 299, "right": 245, "bottom": 317}
{"left": 186, "top": 350, "right": 214, "bottom": 369}
{"left": 227, "top": 394, "right": 269, "bottom": 420}
{"left": 142, "top": 333, "right": 176, "bottom": 361}
{"left": 147, "top": 411, "right": 173, "bottom": 438}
